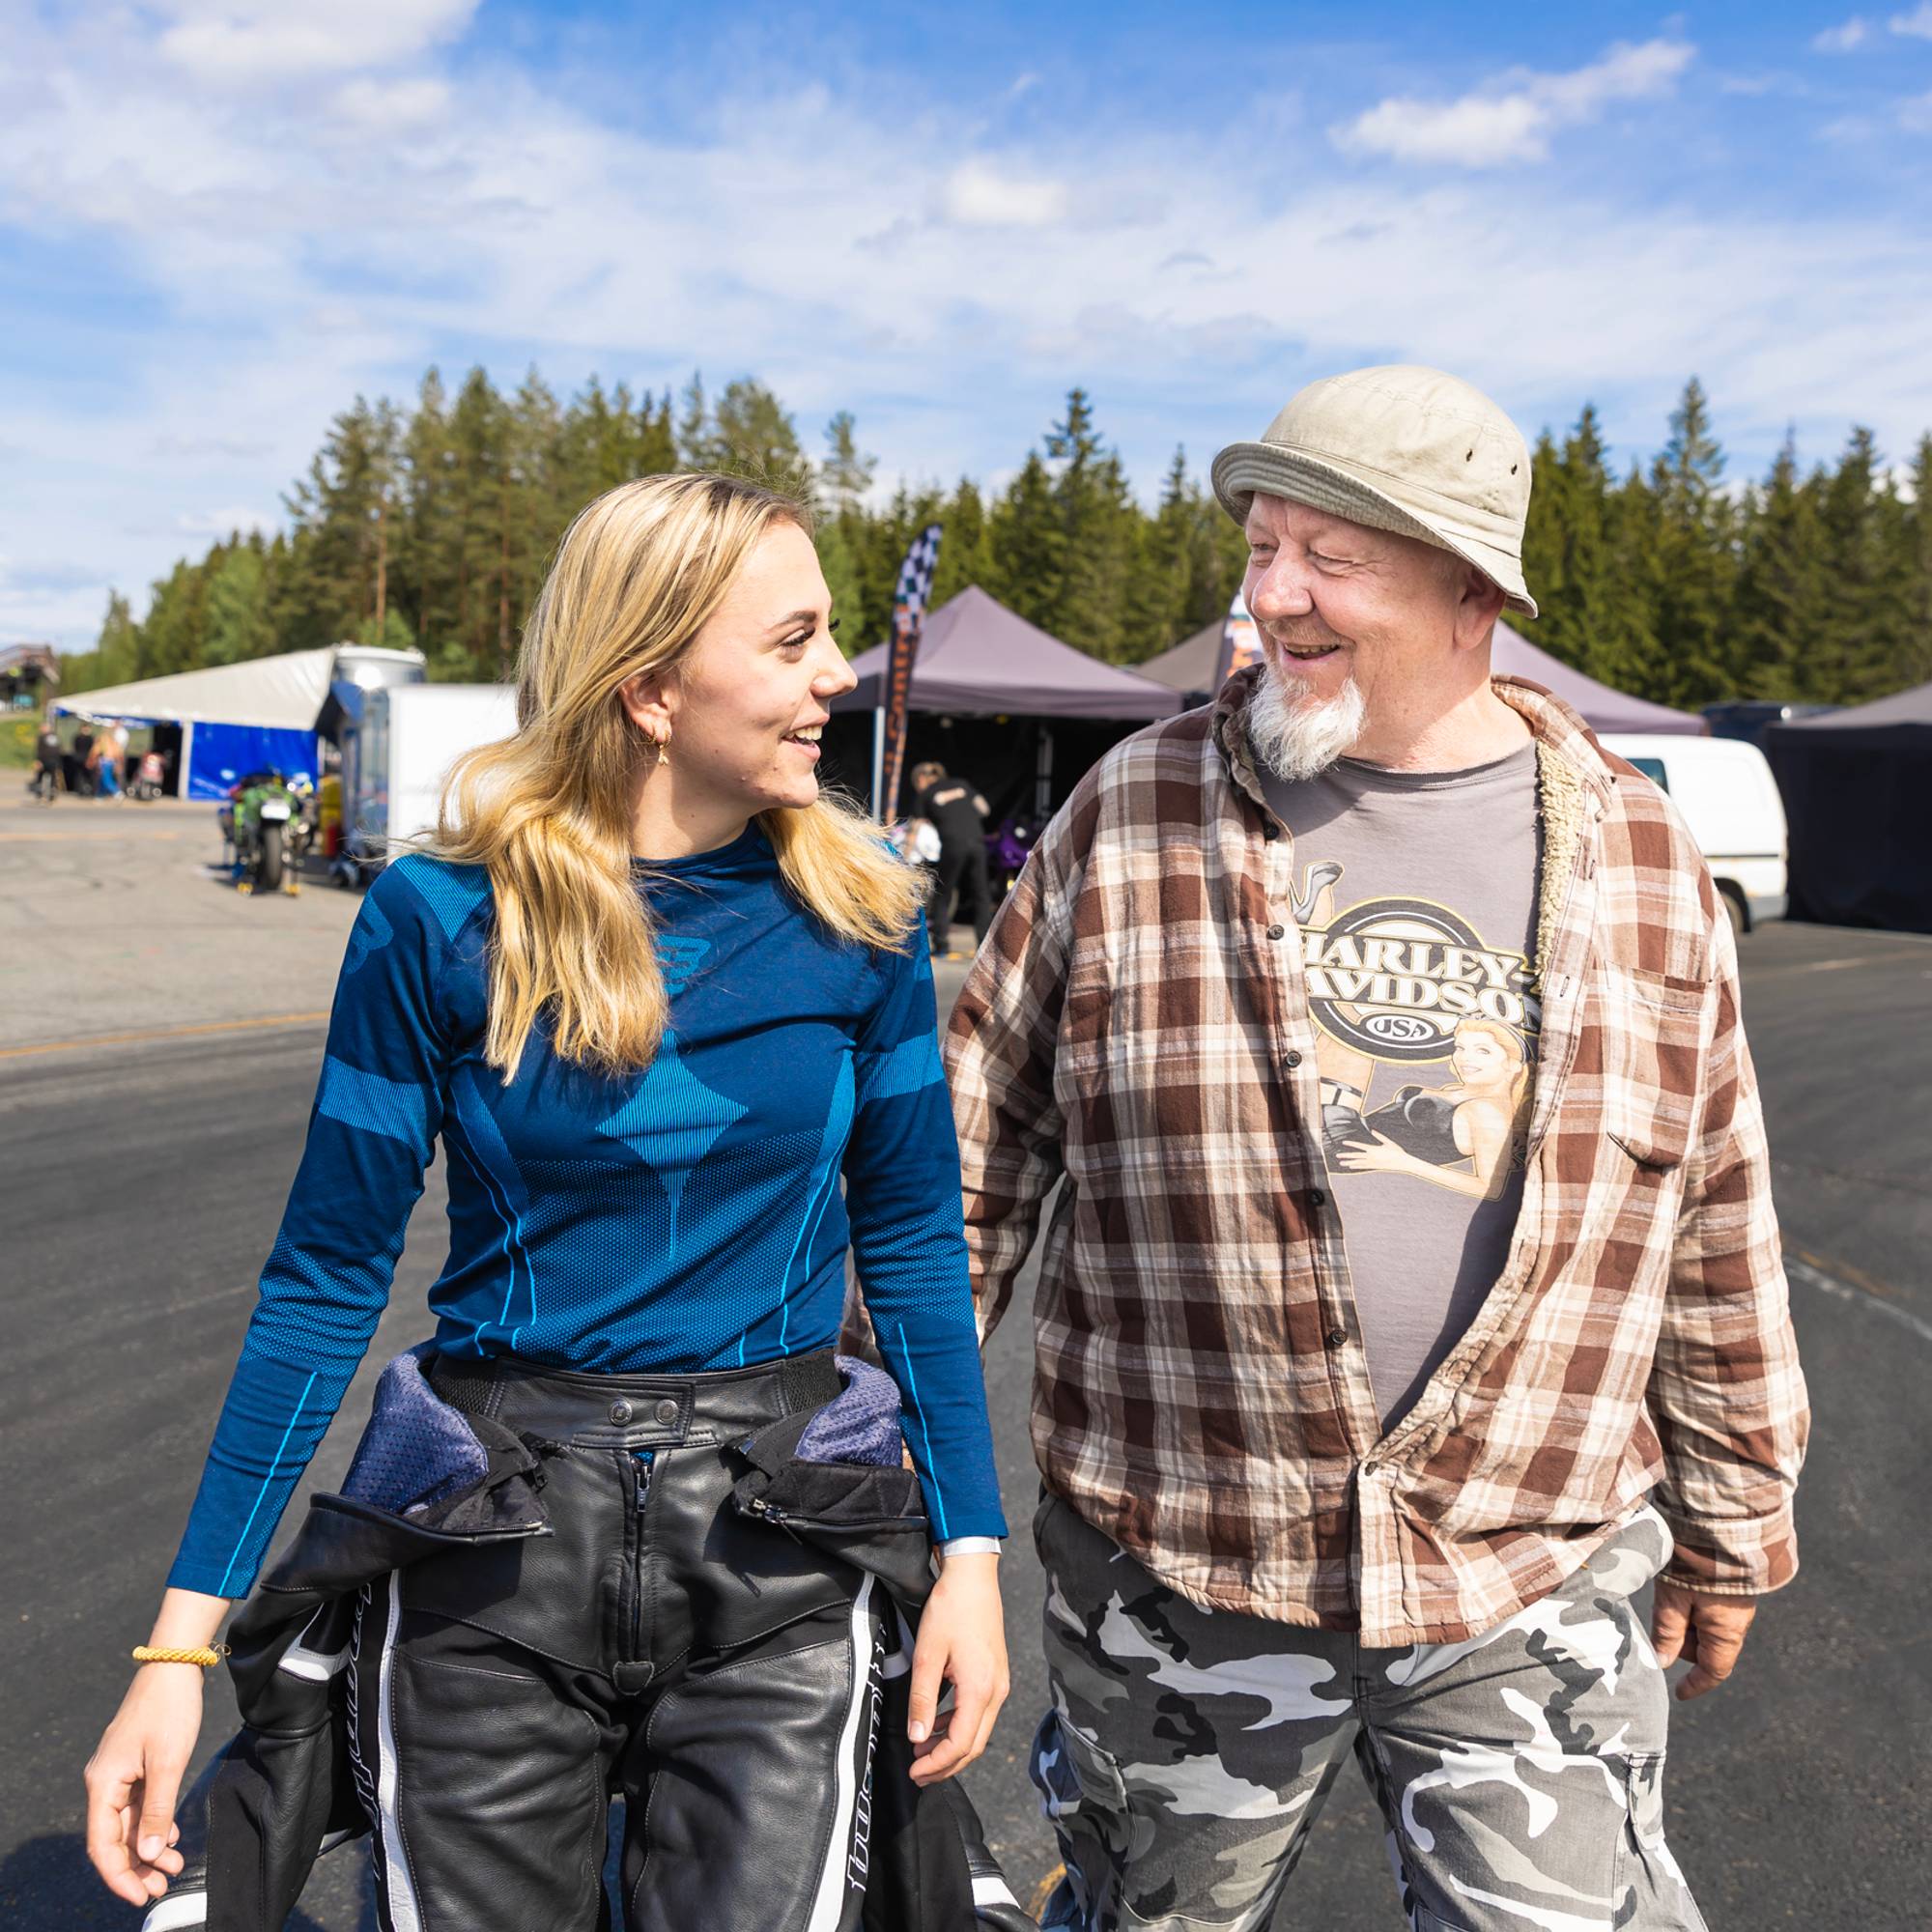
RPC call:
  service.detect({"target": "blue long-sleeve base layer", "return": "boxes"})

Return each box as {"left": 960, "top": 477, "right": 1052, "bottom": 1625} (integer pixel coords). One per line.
{"left": 170, "top": 830, "right": 1006, "bottom": 1599}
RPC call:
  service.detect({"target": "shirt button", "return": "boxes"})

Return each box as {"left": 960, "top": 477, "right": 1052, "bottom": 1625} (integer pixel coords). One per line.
{"left": 653, "top": 1398, "right": 680, "bottom": 1427}
{"left": 1325, "top": 1327, "right": 1348, "bottom": 1349}
{"left": 1284, "top": 1050, "right": 1302, "bottom": 1069}
{"left": 1266, "top": 923, "right": 1285, "bottom": 941}
{"left": 1308, "top": 1187, "right": 1327, "bottom": 1208}
{"left": 1362, "top": 1460, "right": 1381, "bottom": 1477}
{"left": 1263, "top": 821, "right": 1281, "bottom": 840}
{"left": 609, "top": 1399, "right": 635, "bottom": 1425}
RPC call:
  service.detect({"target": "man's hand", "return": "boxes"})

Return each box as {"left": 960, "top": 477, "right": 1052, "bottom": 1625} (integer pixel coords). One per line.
{"left": 1651, "top": 1581, "right": 1756, "bottom": 1700}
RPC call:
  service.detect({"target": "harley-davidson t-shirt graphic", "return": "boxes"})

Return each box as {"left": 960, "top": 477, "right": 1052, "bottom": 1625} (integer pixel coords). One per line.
{"left": 1258, "top": 742, "right": 1541, "bottom": 1429}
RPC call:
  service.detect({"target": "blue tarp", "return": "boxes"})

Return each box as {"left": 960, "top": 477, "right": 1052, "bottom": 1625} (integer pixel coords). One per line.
{"left": 185, "top": 723, "right": 320, "bottom": 800}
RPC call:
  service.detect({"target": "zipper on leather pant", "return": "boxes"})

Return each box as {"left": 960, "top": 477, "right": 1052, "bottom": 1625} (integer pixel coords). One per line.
{"left": 629, "top": 1450, "right": 654, "bottom": 1667}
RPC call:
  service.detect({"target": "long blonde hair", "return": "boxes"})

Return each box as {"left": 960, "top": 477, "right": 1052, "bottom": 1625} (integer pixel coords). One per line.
{"left": 428, "top": 472, "right": 924, "bottom": 1079}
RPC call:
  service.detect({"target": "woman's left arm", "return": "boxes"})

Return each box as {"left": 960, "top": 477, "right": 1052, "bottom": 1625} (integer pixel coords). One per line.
{"left": 843, "top": 922, "right": 1009, "bottom": 1777}
{"left": 842, "top": 925, "right": 1008, "bottom": 1547}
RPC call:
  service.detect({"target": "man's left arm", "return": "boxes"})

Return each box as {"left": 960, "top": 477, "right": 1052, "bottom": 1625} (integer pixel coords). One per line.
{"left": 1647, "top": 899, "right": 1810, "bottom": 1697}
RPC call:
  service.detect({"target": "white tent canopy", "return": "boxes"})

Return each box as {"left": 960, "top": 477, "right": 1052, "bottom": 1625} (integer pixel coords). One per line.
{"left": 56, "top": 648, "right": 336, "bottom": 729}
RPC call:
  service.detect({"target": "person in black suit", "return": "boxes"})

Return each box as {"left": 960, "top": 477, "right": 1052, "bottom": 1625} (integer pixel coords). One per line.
{"left": 911, "top": 761, "right": 992, "bottom": 956}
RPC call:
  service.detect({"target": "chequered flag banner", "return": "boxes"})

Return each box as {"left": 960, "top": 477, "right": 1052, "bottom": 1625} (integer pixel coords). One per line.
{"left": 893, "top": 523, "right": 944, "bottom": 632}
{"left": 878, "top": 524, "right": 944, "bottom": 821}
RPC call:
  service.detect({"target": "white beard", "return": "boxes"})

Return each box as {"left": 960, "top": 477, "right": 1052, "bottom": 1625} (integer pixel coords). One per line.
{"left": 1246, "top": 662, "right": 1367, "bottom": 782}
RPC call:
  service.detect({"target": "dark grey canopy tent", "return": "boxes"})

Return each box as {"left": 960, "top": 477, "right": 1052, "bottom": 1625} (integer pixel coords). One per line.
{"left": 1138, "top": 618, "right": 1706, "bottom": 736}
{"left": 827, "top": 587, "right": 1179, "bottom": 822}
{"left": 1764, "top": 680, "right": 1932, "bottom": 932}
{"left": 836, "top": 586, "right": 1181, "bottom": 721}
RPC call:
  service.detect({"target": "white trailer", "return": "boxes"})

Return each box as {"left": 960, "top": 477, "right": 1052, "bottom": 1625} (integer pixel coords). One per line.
{"left": 342, "top": 682, "right": 519, "bottom": 879}
{"left": 1600, "top": 732, "right": 1788, "bottom": 933}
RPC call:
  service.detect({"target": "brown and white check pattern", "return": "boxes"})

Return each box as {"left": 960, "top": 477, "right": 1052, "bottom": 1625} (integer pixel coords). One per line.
{"left": 949, "top": 668, "right": 1808, "bottom": 1645}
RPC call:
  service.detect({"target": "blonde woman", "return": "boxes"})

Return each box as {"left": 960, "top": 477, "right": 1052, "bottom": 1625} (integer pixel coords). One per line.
{"left": 84, "top": 475, "right": 1009, "bottom": 1929}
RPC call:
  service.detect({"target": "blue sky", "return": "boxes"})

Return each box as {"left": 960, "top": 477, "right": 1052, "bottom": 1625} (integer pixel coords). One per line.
{"left": 3, "top": 0, "right": 1930, "bottom": 650}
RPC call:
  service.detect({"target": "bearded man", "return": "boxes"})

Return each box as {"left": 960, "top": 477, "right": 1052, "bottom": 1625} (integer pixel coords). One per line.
{"left": 946, "top": 366, "right": 1807, "bottom": 1931}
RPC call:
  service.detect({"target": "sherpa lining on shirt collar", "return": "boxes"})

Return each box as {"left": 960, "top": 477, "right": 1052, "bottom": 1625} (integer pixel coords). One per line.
{"left": 1210, "top": 666, "right": 1614, "bottom": 998}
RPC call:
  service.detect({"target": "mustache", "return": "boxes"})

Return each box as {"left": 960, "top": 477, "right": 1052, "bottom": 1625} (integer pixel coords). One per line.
{"left": 1261, "top": 623, "right": 1345, "bottom": 655}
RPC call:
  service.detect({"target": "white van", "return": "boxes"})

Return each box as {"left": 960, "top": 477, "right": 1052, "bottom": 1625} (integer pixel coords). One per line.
{"left": 1600, "top": 733, "right": 1787, "bottom": 933}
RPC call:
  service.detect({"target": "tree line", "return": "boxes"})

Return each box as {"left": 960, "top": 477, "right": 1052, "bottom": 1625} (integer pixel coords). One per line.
{"left": 58, "top": 368, "right": 1932, "bottom": 711}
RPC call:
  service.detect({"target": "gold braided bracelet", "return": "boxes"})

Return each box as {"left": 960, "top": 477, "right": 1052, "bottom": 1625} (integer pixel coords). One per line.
{"left": 131, "top": 1645, "right": 230, "bottom": 1668}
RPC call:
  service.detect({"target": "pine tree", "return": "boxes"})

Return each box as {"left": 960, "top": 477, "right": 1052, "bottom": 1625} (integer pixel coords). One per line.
{"left": 1904, "top": 435, "right": 1932, "bottom": 687}
{"left": 986, "top": 453, "right": 1065, "bottom": 635}
{"left": 1730, "top": 437, "right": 1832, "bottom": 701}
{"left": 675, "top": 372, "right": 715, "bottom": 470}
{"left": 821, "top": 411, "right": 877, "bottom": 518}
{"left": 928, "top": 479, "right": 992, "bottom": 612}
{"left": 399, "top": 367, "right": 460, "bottom": 659}
{"left": 710, "top": 379, "right": 810, "bottom": 492}
{"left": 1646, "top": 378, "right": 1736, "bottom": 706}
{"left": 57, "top": 358, "right": 1932, "bottom": 709}
{"left": 204, "top": 536, "right": 274, "bottom": 666}
{"left": 1816, "top": 427, "right": 1905, "bottom": 701}
{"left": 1041, "top": 388, "right": 1137, "bottom": 659}
{"left": 1120, "top": 448, "right": 1210, "bottom": 661}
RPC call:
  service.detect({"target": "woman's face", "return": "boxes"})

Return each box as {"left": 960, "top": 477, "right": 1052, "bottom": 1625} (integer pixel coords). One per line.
{"left": 1452, "top": 1027, "right": 1510, "bottom": 1088}
{"left": 665, "top": 522, "right": 857, "bottom": 815}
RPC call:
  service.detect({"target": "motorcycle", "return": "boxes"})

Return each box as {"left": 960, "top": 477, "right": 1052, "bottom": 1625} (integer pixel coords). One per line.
{"left": 221, "top": 771, "right": 315, "bottom": 896}
{"left": 129, "top": 750, "right": 169, "bottom": 801}
{"left": 985, "top": 814, "right": 1037, "bottom": 902}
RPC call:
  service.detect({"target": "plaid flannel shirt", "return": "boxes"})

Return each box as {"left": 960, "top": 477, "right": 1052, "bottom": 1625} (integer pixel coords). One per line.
{"left": 949, "top": 668, "right": 1808, "bottom": 1645}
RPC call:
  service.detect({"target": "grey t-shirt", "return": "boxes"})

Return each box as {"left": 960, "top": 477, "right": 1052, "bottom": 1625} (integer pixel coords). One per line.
{"left": 1260, "top": 746, "right": 1541, "bottom": 1431}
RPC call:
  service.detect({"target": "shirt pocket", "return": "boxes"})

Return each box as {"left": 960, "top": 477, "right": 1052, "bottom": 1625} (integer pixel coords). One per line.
{"left": 1595, "top": 966, "right": 1709, "bottom": 1171}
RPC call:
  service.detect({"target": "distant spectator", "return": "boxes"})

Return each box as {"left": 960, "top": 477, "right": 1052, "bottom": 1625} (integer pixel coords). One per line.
{"left": 33, "top": 721, "right": 63, "bottom": 802}
{"left": 69, "top": 724, "right": 95, "bottom": 796}
{"left": 911, "top": 759, "right": 992, "bottom": 956}
{"left": 90, "top": 732, "right": 125, "bottom": 801}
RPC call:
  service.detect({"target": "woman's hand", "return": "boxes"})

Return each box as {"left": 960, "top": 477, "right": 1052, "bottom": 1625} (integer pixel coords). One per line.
{"left": 906, "top": 1548, "right": 1008, "bottom": 1786}
{"left": 84, "top": 1588, "right": 225, "bottom": 1905}
{"left": 85, "top": 1666, "right": 202, "bottom": 1904}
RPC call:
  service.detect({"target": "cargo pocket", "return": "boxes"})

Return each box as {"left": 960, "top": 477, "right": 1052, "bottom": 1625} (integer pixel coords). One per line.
{"left": 1611, "top": 1751, "right": 1708, "bottom": 1931}
{"left": 1029, "top": 1706, "right": 1129, "bottom": 1829}
{"left": 1596, "top": 967, "right": 1708, "bottom": 1171}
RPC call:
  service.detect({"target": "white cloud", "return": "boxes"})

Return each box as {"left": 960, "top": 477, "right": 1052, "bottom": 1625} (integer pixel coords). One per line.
{"left": 1, "top": 12, "right": 1929, "bottom": 651}
{"left": 1333, "top": 38, "right": 1695, "bottom": 168}
{"left": 330, "top": 76, "right": 452, "bottom": 128}
{"left": 157, "top": 0, "right": 479, "bottom": 83}
{"left": 941, "top": 161, "right": 1070, "bottom": 227}
{"left": 1813, "top": 17, "right": 1871, "bottom": 51}
{"left": 1890, "top": 5, "right": 1932, "bottom": 37}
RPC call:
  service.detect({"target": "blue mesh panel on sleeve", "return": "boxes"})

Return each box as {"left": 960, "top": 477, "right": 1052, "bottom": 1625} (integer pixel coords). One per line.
{"left": 318, "top": 1054, "right": 433, "bottom": 1155}
{"left": 856, "top": 1030, "right": 944, "bottom": 1103}
{"left": 341, "top": 894, "right": 394, "bottom": 977}
{"left": 388, "top": 853, "right": 492, "bottom": 943}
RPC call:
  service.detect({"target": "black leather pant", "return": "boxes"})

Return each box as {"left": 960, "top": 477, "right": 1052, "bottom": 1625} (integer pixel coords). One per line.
{"left": 928, "top": 842, "right": 992, "bottom": 951}
{"left": 347, "top": 1350, "right": 891, "bottom": 1932}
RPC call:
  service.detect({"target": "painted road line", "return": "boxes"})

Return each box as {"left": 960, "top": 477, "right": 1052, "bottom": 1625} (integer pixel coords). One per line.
{"left": 1749, "top": 954, "right": 1893, "bottom": 978}
{"left": 0, "top": 828, "right": 185, "bottom": 843}
{"left": 0, "top": 1010, "right": 329, "bottom": 1060}
{"left": 1785, "top": 1255, "right": 1932, "bottom": 1347}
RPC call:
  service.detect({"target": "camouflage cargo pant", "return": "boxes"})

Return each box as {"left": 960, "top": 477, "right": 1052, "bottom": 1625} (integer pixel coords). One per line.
{"left": 1030, "top": 1497, "right": 1704, "bottom": 1932}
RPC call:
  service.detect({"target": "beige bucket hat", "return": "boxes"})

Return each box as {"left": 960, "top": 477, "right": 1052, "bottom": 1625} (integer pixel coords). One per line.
{"left": 1210, "top": 364, "right": 1538, "bottom": 618}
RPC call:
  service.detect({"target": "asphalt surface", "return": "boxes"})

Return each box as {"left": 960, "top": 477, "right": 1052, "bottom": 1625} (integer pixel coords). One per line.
{"left": 3, "top": 787, "right": 1929, "bottom": 1927}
